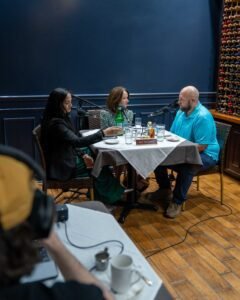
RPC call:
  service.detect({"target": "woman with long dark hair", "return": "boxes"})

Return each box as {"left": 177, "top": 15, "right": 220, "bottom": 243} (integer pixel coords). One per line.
{"left": 41, "top": 87, "right": 124, "bottom": 204}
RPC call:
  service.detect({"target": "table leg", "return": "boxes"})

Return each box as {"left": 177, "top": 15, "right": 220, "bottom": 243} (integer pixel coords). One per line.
{"left": 118, "top": 164, "right": 158, "bottom": 224}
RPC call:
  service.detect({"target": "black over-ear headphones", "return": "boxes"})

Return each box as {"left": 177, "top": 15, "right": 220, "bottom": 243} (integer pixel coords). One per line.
{"left": 0, "top": 145, "right": 55, "bottom": 238}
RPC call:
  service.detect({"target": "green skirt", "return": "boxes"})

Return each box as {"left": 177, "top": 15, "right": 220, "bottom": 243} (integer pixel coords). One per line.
{"left": 75, "top": 147, "right": 124, "bottom": 204}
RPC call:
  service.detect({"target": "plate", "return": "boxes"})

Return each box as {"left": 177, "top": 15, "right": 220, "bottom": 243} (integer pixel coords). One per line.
{"left": 94, "top": 268, "right": 145, "bottom": 300}
{"left": 104, "top": 139, "right": 119, "bottom": 145}
{"left": 114, "top": 278, "right": 144, "bottom": 300}
{"left": 166, "top": 136, "right": 180, "bottom": 142}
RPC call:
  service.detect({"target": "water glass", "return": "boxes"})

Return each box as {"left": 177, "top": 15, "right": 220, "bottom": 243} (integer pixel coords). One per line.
{"left": 156, "top": 124, "right": 165, "bottom": 141}
{"left": 132, "top": 128, "right": 137, "bottom": 140}
{"left": 141, "top": 126, "right": 148, "bottom": 137}
{"left": 135, "top": 117, "right": 142, "bottom": 128}
{"left": 125, "top": 127, "right": 133, "bottom": 144}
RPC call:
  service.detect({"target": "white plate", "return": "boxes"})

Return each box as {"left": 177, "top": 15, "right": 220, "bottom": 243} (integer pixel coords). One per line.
{"left": 96, "top": 269, "right": 145, "bottom": 300}
{"left": 114, "top": 278, "right": 145, "bottom": 300}
{"left": 166, "top": 136, "right": 180, "bottom": 142}
{"left": 104, "top": 139, "right": 119, "bottom": 145}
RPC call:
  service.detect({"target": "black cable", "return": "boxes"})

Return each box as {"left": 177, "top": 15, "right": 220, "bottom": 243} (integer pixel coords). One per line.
{"left": 63, "top": 221, "right": 124, "bottom": 254}
{"left": 63, "top": 221, "right": 124, "bottom": 272}
{"left": 144, "top": 197, "right": 233, "bottom": 259}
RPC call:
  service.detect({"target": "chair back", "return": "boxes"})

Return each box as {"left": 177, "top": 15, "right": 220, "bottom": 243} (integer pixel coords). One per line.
{"left": 215, "top": 121, "right": 231, "bottom": 172}
{"left": 32, "top": 124, "right": 47, "bottom": 171}
{"left": 87, "top": 110, "right": 101, "bottom": 129}
{"left": 32, "top": 124, "right": 94, "bottom": 200}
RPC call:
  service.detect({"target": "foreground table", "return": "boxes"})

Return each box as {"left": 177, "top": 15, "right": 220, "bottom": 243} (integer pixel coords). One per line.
{"left": 54, "top": 204, "right": 172, "bottom": 299}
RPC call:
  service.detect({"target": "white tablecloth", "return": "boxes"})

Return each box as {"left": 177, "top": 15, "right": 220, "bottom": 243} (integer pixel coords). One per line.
{"left": 54, "top": 205, "right": 162, "bottom": 300}
{"left": 81, "top": 130, "right": 202, "bottom": 179}
{"left": 92, "top": 132, "right": 186, "bottom": 178}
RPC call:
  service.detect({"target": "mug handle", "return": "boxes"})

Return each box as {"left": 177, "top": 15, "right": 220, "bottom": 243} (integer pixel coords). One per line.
{"left": 131, "top": 269, "right": 153, "bottom": 287}
{"left": 130, "top": 269, "right": 141, "bottom": 286}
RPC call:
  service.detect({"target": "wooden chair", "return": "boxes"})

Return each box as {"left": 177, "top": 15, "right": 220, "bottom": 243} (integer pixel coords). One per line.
{"left": 32, "top": 125, "right": 94, "bottom": 203}
{"left": 195, "top": 121, "right": 231, "bottom": 205}
{"left": 87, "top": 110, "right": 102, "bottom": 129}
{"left": 182, "top": 121, "right": 232, "bottom": 210}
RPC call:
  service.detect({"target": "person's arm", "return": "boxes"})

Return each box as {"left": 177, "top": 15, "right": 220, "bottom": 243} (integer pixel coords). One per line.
{"left": 42, "top": 231, "right": 114, "bottom": 300}
{"left": 50, "top": 119, "right": 120, "bottom": 147}
{"left": 193, "top": 115, "right": 214, "bottom": 153}
{"left": 100, "top": 110, "right": 110, "bottom": 129}
{"left": 197, "top": 144, "right": 207, "bottom": 152}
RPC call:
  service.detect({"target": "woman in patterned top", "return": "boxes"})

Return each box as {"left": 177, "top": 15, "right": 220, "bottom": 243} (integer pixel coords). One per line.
{"left": 100, "top": 86, "right": 134, "bottom": 128}
{"left": 100, "top": 87, "right": 149, "bottom": 192}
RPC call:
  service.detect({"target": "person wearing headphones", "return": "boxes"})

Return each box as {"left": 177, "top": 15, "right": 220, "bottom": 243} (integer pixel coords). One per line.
{"left": 0, "top": 145, "right": 114, "bottom": 300}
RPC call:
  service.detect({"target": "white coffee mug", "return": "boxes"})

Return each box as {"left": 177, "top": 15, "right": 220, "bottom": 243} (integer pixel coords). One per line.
{"left": 110, "top": 254, "right": 139, "bottom": 294}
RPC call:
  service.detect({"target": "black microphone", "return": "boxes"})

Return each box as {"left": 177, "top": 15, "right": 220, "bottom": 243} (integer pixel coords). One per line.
{"left": 148, "top": 99, "right": 179, "bottom": 117}
{"left": 119, "top": 105, "right": 130, "bottom": 124}
{"left": 170, "top": 99, "right": 179, "bottom": 108}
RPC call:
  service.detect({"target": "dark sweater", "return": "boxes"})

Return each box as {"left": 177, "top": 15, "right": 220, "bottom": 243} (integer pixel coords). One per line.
{"left": 0, "top": 281, "right": 104, "bottom": 300}
{"left": 41, "top": 117, "right": 103, "bottom": 180}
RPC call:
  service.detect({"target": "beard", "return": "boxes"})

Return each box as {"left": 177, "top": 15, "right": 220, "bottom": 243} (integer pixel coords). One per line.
{"left": 180, "top": 102, "right": 192, "bottom": 113}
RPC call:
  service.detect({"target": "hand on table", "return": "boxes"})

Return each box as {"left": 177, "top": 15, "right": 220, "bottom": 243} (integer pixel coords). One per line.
{"left": 103, "top": 126, "right": 122, "bottom": 136}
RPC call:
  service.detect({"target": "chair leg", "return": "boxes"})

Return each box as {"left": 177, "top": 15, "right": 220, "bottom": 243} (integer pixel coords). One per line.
{"left": 196, "top": 176, "right": 200, "bottom": 191}
{"left": 220, "top": 172, "right": 223, "bottom": 205}
{"left": 89, "top": 188, "right": 94, "bottom": 200}
{"left": 182, "top": 202, "right": 186, "bottom": 211}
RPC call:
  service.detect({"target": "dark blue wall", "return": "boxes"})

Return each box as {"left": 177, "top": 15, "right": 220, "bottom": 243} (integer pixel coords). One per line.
{"left": 0, "top": 0, "right": 222, "bottom": 95}
{"left": 0, "top": 0, "right": 223, "bottom": 158}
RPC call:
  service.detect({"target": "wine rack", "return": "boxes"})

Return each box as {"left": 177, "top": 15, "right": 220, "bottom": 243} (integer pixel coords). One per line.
{"left": 216, "top": 0, "right": 240, "bottom": 117}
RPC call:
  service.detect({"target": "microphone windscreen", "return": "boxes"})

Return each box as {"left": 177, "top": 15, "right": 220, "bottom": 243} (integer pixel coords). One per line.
{"left": 172, "top": 99, "right": 179, "bottom": 108}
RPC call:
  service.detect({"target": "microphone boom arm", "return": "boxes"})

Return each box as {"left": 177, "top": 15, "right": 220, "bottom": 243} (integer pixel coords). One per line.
{"left": 72, "top": 94, "right": 103, "bottom": 109}
{"left": 148, "top": 99, "right": 179, "bottom": 117}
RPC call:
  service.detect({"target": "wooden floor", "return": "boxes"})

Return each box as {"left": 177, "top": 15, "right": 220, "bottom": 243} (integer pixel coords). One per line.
{"left": 120, "top": 174, "right": 240, "bottom": 300}
{"left": 47, "top": 173, "right": 240, "bottom": 299}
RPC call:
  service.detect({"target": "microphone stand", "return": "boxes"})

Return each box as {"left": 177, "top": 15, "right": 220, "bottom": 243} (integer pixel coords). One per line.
{"left": 72, "top": 94, "right": 104, "bottom": 130}
{"left": 148, "top": 99, "right": 179, "bottom": 118}
{"left": 72, "top": 94, "right": 104, "bottom": 110}
{"left": 120, "top": 106, "right": 131, "bottom": 125}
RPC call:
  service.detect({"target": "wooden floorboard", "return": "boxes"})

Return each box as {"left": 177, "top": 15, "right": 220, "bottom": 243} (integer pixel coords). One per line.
{"left": 119, "top": 174, "right": 240, "bottom": 299}
{"left": 44, "top": 173, "right": 240, "bottom": 299}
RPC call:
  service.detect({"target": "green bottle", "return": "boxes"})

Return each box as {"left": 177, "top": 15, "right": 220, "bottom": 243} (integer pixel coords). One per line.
{"left": 115, "top": 107, "right": 124, "bottom": 128}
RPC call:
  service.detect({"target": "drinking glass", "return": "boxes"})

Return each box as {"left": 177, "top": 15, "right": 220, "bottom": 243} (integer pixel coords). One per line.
{"left": 125, "top": 127, "right": 133, "bottom": 144}
{"left": 156, "top": 124, "right": 165, "bottom": 141}
{"left": 135, "top": 117, "right": 142, "bottom": 128}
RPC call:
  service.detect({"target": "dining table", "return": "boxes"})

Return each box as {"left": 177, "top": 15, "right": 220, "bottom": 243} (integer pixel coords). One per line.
{"left": 82, "top": 129, "right": 202, "bottom": 223}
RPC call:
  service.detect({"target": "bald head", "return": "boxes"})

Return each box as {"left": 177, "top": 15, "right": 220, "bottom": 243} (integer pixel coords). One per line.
{"left": 180, "top": 86, "right": 199, "bottom": 101}
{"left": 178, "top": 86, "right": 199, "bottom": 114}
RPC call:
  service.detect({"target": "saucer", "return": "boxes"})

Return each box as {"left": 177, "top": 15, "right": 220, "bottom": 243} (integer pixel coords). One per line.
{"left": 95, "top": 268, "right": 145, "bottom": 300}
{"left": 166, "top": 136, "right": 180, "bottom": 142}
{"left": 104, "top": 138, "right": 119, "bottom": 145}
{"left": 114, "top": 278, "right": 145, "bottom": 300}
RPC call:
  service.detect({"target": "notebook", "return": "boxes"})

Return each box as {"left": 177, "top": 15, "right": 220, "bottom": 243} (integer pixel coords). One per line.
{"left": 21, "top": 246, "right": 58, "bottom": 283}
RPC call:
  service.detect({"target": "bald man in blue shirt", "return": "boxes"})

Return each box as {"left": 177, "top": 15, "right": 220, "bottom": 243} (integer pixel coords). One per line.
{"left": 153, "top": 86, "right": 219, "bottom": 218}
